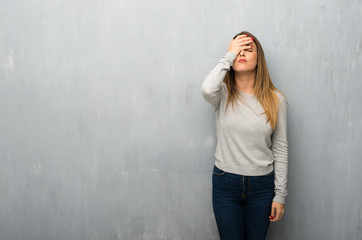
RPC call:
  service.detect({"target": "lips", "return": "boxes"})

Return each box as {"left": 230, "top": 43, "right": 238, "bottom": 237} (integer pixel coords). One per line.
{"left": 238, "top": 59, "right": 247, "bottom": 62}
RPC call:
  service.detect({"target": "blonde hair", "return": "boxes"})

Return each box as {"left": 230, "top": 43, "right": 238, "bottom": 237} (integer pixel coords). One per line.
{"left": 223, "top": 31, "right": 287, "bottom": 130}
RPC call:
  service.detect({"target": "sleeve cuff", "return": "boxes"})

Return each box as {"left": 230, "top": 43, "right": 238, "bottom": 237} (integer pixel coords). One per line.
{"left": 273, "top": 195, "right": 286, "bottom": 204}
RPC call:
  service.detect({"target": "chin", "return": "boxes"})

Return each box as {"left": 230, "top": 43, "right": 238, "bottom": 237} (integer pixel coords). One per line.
{"left": 232, "top": 66, "right": 256, "bottom": 72}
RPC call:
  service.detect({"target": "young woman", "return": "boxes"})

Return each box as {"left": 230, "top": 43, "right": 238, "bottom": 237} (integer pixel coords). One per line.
{"left": 201, "top": 31, "right": 288, "bottom": 240}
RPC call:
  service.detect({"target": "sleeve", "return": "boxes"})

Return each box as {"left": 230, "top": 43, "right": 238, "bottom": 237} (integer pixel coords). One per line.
{"left": 271, "top": 97, "right": 289, "bottom": 204}
{"left": 200, "top": 51, "right": 237, "bottom": 110}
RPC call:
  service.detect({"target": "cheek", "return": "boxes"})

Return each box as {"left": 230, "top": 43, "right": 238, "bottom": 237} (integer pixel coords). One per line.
{"left": 251, "top": 54, "right": 258, "bottom": 63}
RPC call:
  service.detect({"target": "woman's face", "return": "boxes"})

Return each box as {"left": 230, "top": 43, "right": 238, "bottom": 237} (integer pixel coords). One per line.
{"left": 232, "top": 41, "right": 257, "bottom": 72}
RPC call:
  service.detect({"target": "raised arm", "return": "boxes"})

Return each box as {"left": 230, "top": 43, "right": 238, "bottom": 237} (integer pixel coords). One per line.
{"left": 200, "top": 51, "right": 236, "bottom": 109}
{"left": 201, "top": 34, "right": 253, "bottom": 110}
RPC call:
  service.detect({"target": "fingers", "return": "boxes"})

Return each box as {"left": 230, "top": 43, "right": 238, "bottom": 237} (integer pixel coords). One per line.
{"left": 270, "top": 202, "right": 285, "bottom": 222}
{"left": 269, "top": 205, "right": 276, "bottom": 222}
{"left": 234, "top": 36, "right": 253, "bottom": 49}
{"left": 240, "top": 44, "right": 253, "bottom": 51}
{"left": 235, "top": 36, "right": 253, "bottom": 45}
{"left": 228, "top": 34, "right": 253, "bottom": 55}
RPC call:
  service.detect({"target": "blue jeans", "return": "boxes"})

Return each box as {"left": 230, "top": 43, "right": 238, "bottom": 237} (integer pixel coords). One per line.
{"left": 212, "top": 165, "right": 275, "bottom": 240}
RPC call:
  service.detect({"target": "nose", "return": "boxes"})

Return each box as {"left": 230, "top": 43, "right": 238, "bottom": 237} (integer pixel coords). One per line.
{"left": 239, "top": 50, "right": 245, "bottom": 56}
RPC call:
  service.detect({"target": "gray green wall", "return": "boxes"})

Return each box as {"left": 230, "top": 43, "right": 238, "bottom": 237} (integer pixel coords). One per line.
{"left": 1, "top": 0, "right": 361, "bottom": 239}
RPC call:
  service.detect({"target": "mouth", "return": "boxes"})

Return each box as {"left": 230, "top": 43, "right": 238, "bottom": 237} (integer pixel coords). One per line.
{"left": 238, "top": 59, "right": 247, "bottom": 62}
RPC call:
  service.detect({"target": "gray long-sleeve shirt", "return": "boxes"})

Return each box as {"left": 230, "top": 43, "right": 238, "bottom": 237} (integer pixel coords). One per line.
{"left": 201, "top": 51, "right": 289, "bottom": 204}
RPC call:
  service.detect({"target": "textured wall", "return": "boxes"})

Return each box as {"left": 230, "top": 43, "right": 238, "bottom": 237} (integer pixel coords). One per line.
{"left": 0, "top": 0, "right": 361, "bottom": 239}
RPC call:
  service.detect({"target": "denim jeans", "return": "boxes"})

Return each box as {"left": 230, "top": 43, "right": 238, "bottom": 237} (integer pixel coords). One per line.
{"left": 212, "top": 165, "right": 275, "bottom": 240}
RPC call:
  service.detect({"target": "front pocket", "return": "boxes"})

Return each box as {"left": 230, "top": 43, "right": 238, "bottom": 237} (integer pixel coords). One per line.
{"left": 213, "top": 165, "right": 226, "bottom": 176}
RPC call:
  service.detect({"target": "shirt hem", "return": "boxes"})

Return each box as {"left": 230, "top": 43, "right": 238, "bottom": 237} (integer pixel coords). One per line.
{"left": 215, "top": 160, "right": 274, "bottom": 176}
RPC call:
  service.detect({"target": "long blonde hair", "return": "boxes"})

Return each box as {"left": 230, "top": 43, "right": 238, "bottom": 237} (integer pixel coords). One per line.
{"left": 223, "top": 31, "right": 287, "bottom": 130}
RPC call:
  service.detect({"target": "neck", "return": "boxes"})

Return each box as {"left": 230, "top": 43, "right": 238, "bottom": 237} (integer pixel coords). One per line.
{"left": 234, "top": 70, "right": 256, "bottom": 93}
